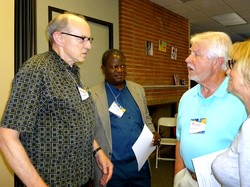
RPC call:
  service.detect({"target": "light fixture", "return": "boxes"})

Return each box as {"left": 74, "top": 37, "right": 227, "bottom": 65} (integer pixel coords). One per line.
{"left": 211, "top": 13, "right": 247, "bottom": 26}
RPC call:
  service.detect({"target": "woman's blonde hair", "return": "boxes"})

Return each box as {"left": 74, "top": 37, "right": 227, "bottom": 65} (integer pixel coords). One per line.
{"left": 230, "top": 40, "right": 250, "bottom": 86}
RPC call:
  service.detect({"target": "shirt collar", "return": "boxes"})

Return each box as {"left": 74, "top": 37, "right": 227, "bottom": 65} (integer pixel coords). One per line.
{"left": 50, "top": 49, "right": 80, "bottom": 74}
{"left": 195, "top": 76, "right": 229, "bottom": 98}
{"left": 105, "top": 80, "right": 127, "bottom": 93}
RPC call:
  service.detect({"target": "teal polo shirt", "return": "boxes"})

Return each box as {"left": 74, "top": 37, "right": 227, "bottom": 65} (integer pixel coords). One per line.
{"left": 177, "top": 77, "right": 247, "bottom": 172}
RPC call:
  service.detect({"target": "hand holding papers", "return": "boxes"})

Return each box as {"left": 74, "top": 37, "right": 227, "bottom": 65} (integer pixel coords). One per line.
{"left": 132, "top": 125, "right": 156, "bottom": 171}
{"left": 192, "top": 149, "right": 225, "bottom": 187}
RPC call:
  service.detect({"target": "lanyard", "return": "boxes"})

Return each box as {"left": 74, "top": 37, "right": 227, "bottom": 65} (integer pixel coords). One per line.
{"left": 106, "top": 82, "right": 121, "bottom": 102}
{"left": 66, "top": 69, "right": 90, "bottom": 95}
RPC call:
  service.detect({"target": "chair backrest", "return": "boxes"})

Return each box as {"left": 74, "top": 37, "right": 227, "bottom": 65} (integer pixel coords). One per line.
{"left": 158, "top": 117, "right": 176, "bottom": 128}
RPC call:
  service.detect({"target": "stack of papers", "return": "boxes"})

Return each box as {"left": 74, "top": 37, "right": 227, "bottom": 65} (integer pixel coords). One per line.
{"left": 192, "top": 149, "right": 226, "bottom": 187}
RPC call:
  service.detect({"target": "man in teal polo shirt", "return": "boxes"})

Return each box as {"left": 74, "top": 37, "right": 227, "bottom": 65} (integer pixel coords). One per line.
{"left": 174, "top": 31, "right": 247, "bottom": 187}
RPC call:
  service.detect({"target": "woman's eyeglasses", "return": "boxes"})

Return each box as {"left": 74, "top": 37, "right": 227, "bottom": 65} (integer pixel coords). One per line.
{"left": 227, "top": 59, "right": 236, "bottom": 69}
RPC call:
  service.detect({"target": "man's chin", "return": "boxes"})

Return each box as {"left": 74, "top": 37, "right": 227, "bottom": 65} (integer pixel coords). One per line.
{"left": 113, "top": 79, "right": 125, "bottom": 85}
{"left": 115, "top": 76, "right": 125, "bottom": 81}
{"left": 188, "top": 75, "right": 196, "bottom": 81}
{"left": 76, "top": 58, "right": 86, "bottom": 64}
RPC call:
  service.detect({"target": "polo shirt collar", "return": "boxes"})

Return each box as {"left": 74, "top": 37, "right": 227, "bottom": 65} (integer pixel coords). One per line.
{"left": 195, "top": 76, "right": 229, "bottom": 98}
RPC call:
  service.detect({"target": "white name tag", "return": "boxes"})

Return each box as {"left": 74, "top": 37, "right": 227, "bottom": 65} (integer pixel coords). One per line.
{"left": 78, "top": 86, "right": 89, "bottom": 100}
{"left": 108, "top": 101, "right": 126, "bottom": 118}
{"left": 189, "top": 118, "right": 206, "bottom": 134}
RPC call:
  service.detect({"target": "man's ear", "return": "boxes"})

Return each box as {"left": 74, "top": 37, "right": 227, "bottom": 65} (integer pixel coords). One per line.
{"left": 213, "top": 57, "right": 224, "bottom": 69}
{"left": 52, "top": 31, "right": 64, "bottom": 46}
{"left": 101, "top": 65, "right": 106, "bottom": 75}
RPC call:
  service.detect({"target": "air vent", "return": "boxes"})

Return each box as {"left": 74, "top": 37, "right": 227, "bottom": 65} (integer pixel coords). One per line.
{"left": 179, "top": 0, "right": 194, "bottom": 2}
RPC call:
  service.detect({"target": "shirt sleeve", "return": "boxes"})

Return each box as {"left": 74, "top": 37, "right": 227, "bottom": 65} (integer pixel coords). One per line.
{"left": 140, "top": 85, "right": 155, "bottom": 132}
{"left": 1, "top": 65, "right": 42, "bottom": 133}
{"left": 238, "top": 119, "right": 250, "bottom": 186}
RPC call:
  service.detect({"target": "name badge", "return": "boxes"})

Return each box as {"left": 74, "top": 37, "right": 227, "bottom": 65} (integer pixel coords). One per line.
{"left": 108, "top": 101, "right": 126, "bottom": 118}
{"left": 189, "top": 118, "right": 206, "bottom": 134}
{"left": 78, "top": 86, "right": 89, "bottom": 100}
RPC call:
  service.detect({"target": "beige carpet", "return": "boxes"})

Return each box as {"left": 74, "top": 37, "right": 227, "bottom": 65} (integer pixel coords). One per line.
{"left": 150, "top": 145, "right": 175, "bottom": 187}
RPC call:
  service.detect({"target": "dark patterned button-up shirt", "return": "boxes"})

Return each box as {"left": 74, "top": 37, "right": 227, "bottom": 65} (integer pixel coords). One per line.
{"left": 1, "top": 50, "right": 95, "bottom": 186}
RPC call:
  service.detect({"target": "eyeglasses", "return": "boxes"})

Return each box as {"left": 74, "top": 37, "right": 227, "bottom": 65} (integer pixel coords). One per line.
{"left": 110, "top": 64, "right": 127, "bottom": 71}
{"left": 227, "top": 59, "right": 236, "bottom": 69}
{"left": 61, "top": 32, "right": 94, "bottom": 44}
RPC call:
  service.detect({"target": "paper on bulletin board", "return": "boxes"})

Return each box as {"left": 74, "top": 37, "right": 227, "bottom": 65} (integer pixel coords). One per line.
{"left": 159, "top": 40, "right": 167, "bottom": 52}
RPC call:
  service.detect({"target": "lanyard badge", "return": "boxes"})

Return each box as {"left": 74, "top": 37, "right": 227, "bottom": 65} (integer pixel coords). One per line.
{"left": 78, "top": 86, "right": 89, "bottom": 100}
{"left": 189, "top": 118, "right": 207, "bottom": 134}
{"left": 108, "top": 101, "right": 126, "bottom": 118}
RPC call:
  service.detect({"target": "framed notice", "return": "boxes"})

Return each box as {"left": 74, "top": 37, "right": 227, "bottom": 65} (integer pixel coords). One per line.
{"left": 145, "top": 41, "right": 153, "bottom": 56}
{"left": 171, "top": 46, "right": 177, "bottom": 60}
{"left": 174, "top": 74, "right": 179, "bottom": 85}
{"left": 159, "top": 40, "right": 167, "bottom": 52}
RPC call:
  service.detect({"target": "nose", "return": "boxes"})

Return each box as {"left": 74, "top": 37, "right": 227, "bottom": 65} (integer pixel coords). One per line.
{"left": 185, "top": 54, "right": 192, "bottom": 64}
{"left": 84, "top": 40, "right": 92, "bottom": 49}
{"left": 226, "top": 68, "right": 231, "bottom": 76}
{"left": 117, "top": 66, "right": 124, "bottom": 71}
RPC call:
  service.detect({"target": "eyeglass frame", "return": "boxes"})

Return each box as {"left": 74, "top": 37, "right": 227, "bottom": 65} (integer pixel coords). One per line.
{"left": 227, "top": 59, "right": 236, "bottom": 69}
{"left": 108, "top": 64, "right": 127, "bottom": 71}
{"left": 61, "top": 32, "right": 94, "bottom": 44}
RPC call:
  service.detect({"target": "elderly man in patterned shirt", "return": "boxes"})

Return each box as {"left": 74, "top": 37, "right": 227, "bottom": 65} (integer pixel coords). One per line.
{"left": 0, "top": 13, "right": 113, "bottom": 187}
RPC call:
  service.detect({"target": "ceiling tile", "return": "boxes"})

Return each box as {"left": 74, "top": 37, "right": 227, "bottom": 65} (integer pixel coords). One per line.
{"left": 150, "top": 0, "right": 250, "bottom": 42}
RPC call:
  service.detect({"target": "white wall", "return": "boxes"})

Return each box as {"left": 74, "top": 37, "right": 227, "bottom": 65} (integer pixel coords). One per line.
{"left": 37, "top": 0, "right": 119, "bottom": 87}
{"left": 0, "top": 0, "right": 119, "bottom": 186}
{"left": 0, "top": 0, "right": 15, "bottom": 186}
